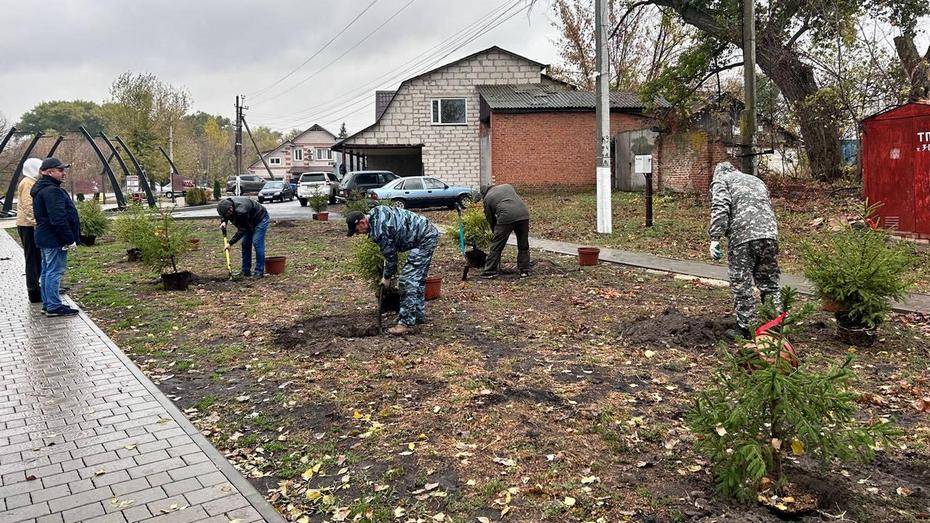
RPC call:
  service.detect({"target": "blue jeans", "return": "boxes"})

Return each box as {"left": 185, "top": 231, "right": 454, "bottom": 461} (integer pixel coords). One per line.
{"left": 241, "top": 214, "right": 270, "bottom": 276}
{"left": 40, "top": 247, "right": 68, "bottom": 310}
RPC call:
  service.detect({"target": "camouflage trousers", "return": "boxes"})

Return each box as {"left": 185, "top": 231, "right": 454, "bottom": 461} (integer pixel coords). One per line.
{"left": 727, "top": 239, "right": 781, "bottom": 329}
{"left": 397, "top": 231, "right": 439, "bottom": 327}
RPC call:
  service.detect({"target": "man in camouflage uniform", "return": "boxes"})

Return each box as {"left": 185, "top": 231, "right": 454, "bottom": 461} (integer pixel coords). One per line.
{"left": 708, "top": 161, "right": 781, "bottom": 337}
{"left": 346, "top": 206, "right": 439, "bottom": 336}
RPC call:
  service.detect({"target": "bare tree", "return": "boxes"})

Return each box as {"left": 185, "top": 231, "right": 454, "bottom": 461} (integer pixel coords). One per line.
{"left": 550, "top": 0, "right": 691, "bottom": 90}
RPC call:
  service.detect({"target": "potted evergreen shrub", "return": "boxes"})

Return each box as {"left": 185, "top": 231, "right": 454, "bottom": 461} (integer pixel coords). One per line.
{"left": 114, "top": 203, "right": 154, "bottom": 261}
{"left": 349, "top": 237, "right": 407, "bottom": 312}
{"left": 308, "top": 194, "right": 329, "bottom": 220}
{"left": 76, "top": 200, "right": 109, "bottom": 246}
{"left": 446, "top": 203, "right": 491, "bottom": 275}
{"left": 137, "top": 208, "right": 194, "bottom": 290}
{"left": 801, "top": 203, "right": 916, "bottom": 346}
{"left": 689, "top": 289, "right": 900, "bottom": 515}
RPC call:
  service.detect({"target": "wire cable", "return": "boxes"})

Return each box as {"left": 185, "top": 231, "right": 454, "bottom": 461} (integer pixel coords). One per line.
{"left": 246, "top": 0, "right": 381, "bottom": 101}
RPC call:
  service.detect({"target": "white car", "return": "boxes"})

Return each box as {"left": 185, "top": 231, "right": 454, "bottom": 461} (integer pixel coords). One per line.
{"left": 297, "top": 172, "right": 339, "bottom": 206}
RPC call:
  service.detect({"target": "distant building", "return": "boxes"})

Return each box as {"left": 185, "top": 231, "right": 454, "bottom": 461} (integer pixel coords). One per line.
{"left": 248, "top": 124, "right": 339, "bottom": 179}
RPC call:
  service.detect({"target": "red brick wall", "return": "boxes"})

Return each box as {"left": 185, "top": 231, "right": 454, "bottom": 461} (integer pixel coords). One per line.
{"left": 490, "top": 112, "right": 660, "bottom": 188}
{"left": 656, "top": 131, "right": 735, "bottom": 194}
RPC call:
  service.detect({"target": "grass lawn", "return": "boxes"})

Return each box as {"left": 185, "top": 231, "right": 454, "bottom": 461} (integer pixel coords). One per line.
{"left": 424, "top": 189, "right": 930, "bottom": 294}
{"left": 57, "top": 219, "right": 930, "bottom": 522}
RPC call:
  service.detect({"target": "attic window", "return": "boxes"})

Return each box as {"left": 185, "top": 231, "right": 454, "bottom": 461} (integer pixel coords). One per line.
{"left": 431, "top": 98, "right": 467, "bottom": 125}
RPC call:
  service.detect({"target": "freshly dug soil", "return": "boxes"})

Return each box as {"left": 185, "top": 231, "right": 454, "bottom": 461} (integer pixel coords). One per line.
{"left": 620, "top": 306, "right": 737, "bottom": 347}
{"left": 274, "top": 313, "right": 382, "bottom": 348}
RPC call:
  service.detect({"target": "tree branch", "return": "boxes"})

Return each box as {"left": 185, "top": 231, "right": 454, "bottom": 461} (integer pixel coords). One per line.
{"left": 785, "top": 16, "right": 810, "bottom": 49}
{"left": 609, "top": 1, "right": 652, "bottom": 40}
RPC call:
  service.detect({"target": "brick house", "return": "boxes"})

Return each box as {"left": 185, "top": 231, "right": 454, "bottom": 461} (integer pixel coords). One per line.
{"left": 248, "top": 124, "right": 339, "bottom": 180}
{"left": 657, "top": 93, "right": 800, "bottom": 192}
{"left": 477, "top": 84, "right": 668, "bottom": 190}
{"left": 333, "top": 47, "right": 558, "bottom": 187}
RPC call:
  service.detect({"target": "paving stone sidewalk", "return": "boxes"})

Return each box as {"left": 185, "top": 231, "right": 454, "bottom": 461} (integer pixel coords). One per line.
{"left": 512, "top": 235, "right": 930, "bottom": 315}
{"left": 0, "top": 230, "right": 284, "bottom": 523}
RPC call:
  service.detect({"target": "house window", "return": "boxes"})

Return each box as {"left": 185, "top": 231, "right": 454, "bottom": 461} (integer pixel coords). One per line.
{"left": 293, "top": 149, "right": 303, "bottom": 161}
{"left": 269, "top": 157, "right": 282, "bottom": 166}
{"left": 316, "top": 148, "right": 333, "bottom": 161}
{"left": 431, "top": 98, "right": 467, "bottom": 125}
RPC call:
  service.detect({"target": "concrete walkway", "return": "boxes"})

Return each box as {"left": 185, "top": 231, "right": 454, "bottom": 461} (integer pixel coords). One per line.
{"left": 0, "top": 231, "right": 284, "bottom": 523}
{"left": 517, "top": 236, "right": 930, "bottom": 315}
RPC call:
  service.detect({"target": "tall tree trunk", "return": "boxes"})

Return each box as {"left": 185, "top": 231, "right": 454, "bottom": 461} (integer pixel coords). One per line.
{"left": 756, "top": 34, "right": 843, "bottom": 181}
{"left": 651, "top": 0, "right": 844, "bottom": 181}
{"left": 893, "top": 35, "right": 930, "bottom": 102}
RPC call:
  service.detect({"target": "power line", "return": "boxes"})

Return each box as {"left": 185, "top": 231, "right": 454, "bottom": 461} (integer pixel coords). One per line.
{"left": 253, "top": 0, "right": 527, "bottom": 130}
{"left": 251, "top": 0, "right": 420, "bottom": 107}
{"left": 252, "top": 0, "right": 520, "bottom": 124}
{"left": 246, "top": 0, "right": 381, "bottom": 101}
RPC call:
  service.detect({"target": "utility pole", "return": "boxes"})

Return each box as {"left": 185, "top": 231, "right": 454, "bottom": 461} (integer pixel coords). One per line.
{"left": 594, "top": 0, "right": 612, "bottom": 234}
{"left": 741, "top": 0, "right": 757, "bottom": 176}
{"left": 235, "top": 95, "right": 243, "bottom": 195}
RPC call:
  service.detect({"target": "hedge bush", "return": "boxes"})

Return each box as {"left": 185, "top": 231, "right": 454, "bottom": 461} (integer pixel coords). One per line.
{"left": 77, "top": 200, "right": 109, "bottom": 237}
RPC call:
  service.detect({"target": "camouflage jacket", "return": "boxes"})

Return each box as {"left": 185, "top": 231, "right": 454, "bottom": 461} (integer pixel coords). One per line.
{"left": 708, "top": 162, "right": 778, "bottom": 247}
{"left": 368, "top": 206, "right": 438, "bottom": 278}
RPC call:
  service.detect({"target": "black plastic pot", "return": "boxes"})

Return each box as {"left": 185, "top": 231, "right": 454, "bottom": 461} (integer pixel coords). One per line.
{"left": 80, "top": 235, "right": 96, "bottom": 246}
{"left": 161, "top": 271, "right": 193, "bottom": 291}
{"left": 379, "top": 287, "right": 401, "bottom": 313}
{"left": 127, "top": 248, "right": 142, "bottom": 262}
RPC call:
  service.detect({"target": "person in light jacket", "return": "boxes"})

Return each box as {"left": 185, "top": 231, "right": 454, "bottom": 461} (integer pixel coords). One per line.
{"left": 16, "top": 157, "right": 43, "bottom": 303}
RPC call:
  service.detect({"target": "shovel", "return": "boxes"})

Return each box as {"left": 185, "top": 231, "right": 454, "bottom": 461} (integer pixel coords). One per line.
{"left": 456, "top": 203, "right": 470, "bottom": 281}
{"left": 221, "top": 224, "right": 233, "bottom": 280}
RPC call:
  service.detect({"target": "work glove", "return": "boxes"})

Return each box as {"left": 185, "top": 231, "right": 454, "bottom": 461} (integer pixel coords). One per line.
{"left": 62, "top": 242, "right": 78, "bottom": 251}
{"left": 709, "top": 240, "right": 723, "bottom": 261}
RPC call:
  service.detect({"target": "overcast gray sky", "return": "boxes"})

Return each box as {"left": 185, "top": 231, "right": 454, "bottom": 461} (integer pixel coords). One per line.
{"left": 0, "top": 0, "right": 562, "bottom": 135}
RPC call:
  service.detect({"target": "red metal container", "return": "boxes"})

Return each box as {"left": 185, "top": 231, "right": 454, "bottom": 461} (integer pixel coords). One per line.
{"left": 861, "top": 102, "right": 930, "bottom": 237}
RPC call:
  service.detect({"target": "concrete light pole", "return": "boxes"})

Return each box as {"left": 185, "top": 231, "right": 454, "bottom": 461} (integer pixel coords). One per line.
{"left": 594, "top": 0, "right": 612, "bottom": 233}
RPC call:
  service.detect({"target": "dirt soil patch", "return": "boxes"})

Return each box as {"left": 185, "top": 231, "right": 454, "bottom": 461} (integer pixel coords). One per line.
{"left": 64, "top": 219, "right": 930, "bottom": 523}
{"left": 619, "top": 306, "right": 737, "bottom": 347}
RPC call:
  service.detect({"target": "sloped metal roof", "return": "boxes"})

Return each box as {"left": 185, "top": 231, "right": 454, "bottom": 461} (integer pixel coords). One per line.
{"left": 477, "top": 84, "right": 668, "bottom": 112}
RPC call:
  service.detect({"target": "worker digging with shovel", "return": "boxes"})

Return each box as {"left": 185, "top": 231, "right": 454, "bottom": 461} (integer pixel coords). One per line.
{"left": 346, "top": 206, "right": 439, "bottom": 336}
{"left": 479, "top": 183, "right": 531, "bottom": 279}
{"left": 217, "top": 196, "right": 270, "bottom": 278}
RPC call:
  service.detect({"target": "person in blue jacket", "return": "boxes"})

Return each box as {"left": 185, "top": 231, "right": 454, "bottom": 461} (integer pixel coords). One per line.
{"left": 31, "top": 157, "right": 81, "bottom": 317}
{"left": 346, "top": 206, "right": 439, "bottom": 335}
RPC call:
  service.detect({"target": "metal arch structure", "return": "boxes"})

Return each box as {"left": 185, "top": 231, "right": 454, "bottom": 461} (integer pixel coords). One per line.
{"left": 1, "top": 131, "right": 44, "bottom": 216}
{"left": 157, "top": 145, "right": 183, "bottom": 183}
{"left": 78, "top": 126, "right": 126, "bottom": 209}
{"left": 47, "top": 135, "right": 64, "bottom": 158}
{"left": 113, "top": 136, "right": 156, "bottom": 207}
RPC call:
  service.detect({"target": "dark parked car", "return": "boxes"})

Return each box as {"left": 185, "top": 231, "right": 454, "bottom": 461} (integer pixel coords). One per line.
{"left": 257, "top": 180, "right": 295, "bottom": 203}
{"left": 337, "top": 170, "right": 399, "bottom": 201}
{"left": 226, "top": 175, "right": 266, "bottom": 195}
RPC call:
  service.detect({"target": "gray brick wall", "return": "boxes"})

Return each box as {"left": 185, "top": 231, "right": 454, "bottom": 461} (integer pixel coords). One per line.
{"left": 346, "top": 49, "right": 542, "bottom": 187}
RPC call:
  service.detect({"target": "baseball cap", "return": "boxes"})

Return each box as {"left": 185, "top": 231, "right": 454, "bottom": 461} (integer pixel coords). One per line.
{"left": 345, "top": 211, "right": 366, "bottom": 236}
{"left": 41, "top": 157, "right": 71, "bottom": 171}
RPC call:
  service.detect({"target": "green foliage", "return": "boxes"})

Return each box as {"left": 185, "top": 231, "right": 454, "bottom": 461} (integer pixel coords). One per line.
{"left": 688, "top": 288, "right": 899, "bottom": 501}
{"left": 348, "top": 237, "right": 407, "bottom": 289}
{"left": 801, "top": 202, "right": 916, "bottom": 328}
{"left": 102, "top": 72, "right": 190, "bottom": 185}
{"left": 343, "top": 190, "right": 371, "bottom": 214}
{"left": 77, "top": 200, "right": 109, "bottom": 237}
{"left": 17, "top": 100, "right": 107, "bottom": 134}
{"left": 212, "top": 179, "right": 221, "bottom": 200}
{"left": 446, "top": 203, "right": 491, "bottom": 250}
{"left": 136, "top": 208, "right": 192, "bottom": 275}
{"left": 308, "top": 194, "right": 329, "bottom": 213}
{"left": 184, "top": 187, "right": 207, "bottom": 206}
{"left": 114, "top": 203, "right": 156, "bottom": 249}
